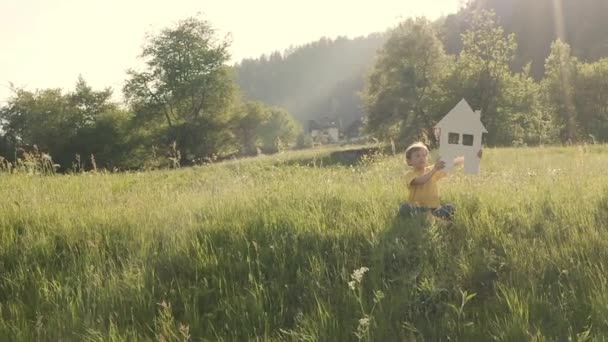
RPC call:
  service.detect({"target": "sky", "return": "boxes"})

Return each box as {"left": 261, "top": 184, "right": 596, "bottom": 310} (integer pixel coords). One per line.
{"left": 0, "top": 0, "right": 459, "bottom": 104}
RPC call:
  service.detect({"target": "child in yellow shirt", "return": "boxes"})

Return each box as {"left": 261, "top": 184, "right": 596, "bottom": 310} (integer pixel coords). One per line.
{"left": 399, "top": 142, "right": 481, "bottom": 219}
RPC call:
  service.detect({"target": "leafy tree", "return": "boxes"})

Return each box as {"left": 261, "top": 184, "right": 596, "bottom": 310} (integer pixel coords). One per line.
{"left": 259, "top": 107, "right": 301, "bottom": 153}
{"left": 232, "top": 101, "right": 300, "bottom": 155}
{"left": 0, "top": 88, "right": 76, "bottom": 167}
{"left": 362, "top": 18, "right": 453, "bottom": 145}
{"left": 233, "top": 101, "right": 269, "bottom": 156}
{"left": 442, "top": 0, "right": 608, "bottom": 79}
{"left": 67, "top": 108, "right": 133, "bottom": 169}
{"left": 123, "top": 16, "right": 236, "bottom": 161}
{"left": 0, "top": 79, "right": 130, "bottom": 169}
{"left": 541, "top": 40, "right": 580, "bottom": 142}
{"left": 573, "top": 58, "right": 608, "bottom": 142}
{"left": 450, "top": 10, "right": 518, "bottom": 145}
{"left": 69, "top": 76, "right": 114, "bottom": 127}
{"left": 497, "top": 65, "right": 557, "bottom": 145}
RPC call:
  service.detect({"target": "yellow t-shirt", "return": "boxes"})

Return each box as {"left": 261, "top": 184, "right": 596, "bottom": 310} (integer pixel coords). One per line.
{"left": 404, "top": 165, "right": 447, "bottom": 208}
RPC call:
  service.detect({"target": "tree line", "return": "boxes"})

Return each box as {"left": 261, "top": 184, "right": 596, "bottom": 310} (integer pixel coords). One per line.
{"left": 442, "top": 0, "right": 608, "bottom": 79}
{"left": 235, "top": 0, "right": 608, "bottom": 145}
{"left": 0, "top": 17, "right": 301, "bottom": 171}
{"left": 363, "top": 10, "right": 608, "bottom": 147}
{"left": 3, "top": 5, "right": 608, "bottom": 172}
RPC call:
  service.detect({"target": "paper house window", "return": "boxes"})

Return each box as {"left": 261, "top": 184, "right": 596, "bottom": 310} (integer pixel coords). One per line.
{"left": 448, "top": 133, "right": 460, "bottom": 144}
{"left": 434, "top": 98, "right": 488, "bottom": 175}
{"left": 462, "top": 134, "right": 474, "bottom": 146}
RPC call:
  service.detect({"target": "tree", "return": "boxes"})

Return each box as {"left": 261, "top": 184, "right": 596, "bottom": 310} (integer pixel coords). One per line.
{"left": 362, "top": 18, "right": 453, "bottom": 145}
{"left": 123, "top": 16, "right": 236, "bottom": 161}
{"left": 0, "top": 87, "right": 76, "bottom": 166}
{"left": 541, "top": 40, "right": 580, "bottom": 142}
{"left": 259, "top": 107, "right": 300, "bottom": 153}
{"left": 441, "top": 0, "right": 608, "bottom": 79}
{"left": 69, "top": 75, "right": 114, "bottom": 128}
{"left": 573, "top": 58, "right": 608, "bottom": 142}
{"left": 0, "top": 79, "right": 130, "bottom": 169}
{"left": 233, "top": 101, "right": 269, "bottom": 156}
{"left": 232, "top": 102, "right": 300, "bottom": 155}
{"left": 451, "top": 10, "right": 518, "bottom": 145}
{"left": 67, "top": 108, "right": 133, "bottom": 169}
{"left": 497, "top": 65, "right": 557, "bottom": 145}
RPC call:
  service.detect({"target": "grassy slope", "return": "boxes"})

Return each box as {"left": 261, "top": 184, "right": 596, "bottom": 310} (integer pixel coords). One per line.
{"left": 0, "top": 145, "right": 607, "bottom": 340}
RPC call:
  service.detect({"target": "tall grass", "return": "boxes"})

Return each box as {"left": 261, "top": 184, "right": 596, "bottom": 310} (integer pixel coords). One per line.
{"left": 0, "top": 145, "right": 607, "bottom": 340}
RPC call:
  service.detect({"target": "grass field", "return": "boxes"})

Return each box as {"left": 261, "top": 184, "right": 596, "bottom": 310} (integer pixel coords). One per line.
{"left": 0, "top": 145, "right": 607, "bottom": 341}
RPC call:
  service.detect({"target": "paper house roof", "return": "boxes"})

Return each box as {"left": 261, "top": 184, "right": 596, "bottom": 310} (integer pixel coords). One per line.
{"left": 435, "top": 99, "right": 488, "bottom": 133}
{"left": 434, "top": 98, "right": 487, "bottom": 175}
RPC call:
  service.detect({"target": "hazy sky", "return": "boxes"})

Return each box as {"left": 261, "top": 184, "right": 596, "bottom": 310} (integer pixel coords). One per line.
{"left": 0, "top": 0, "right": 459, "bottom": 104}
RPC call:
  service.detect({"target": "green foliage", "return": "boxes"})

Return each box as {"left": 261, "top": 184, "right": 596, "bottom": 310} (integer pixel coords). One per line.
{"left": 443, "top": 0, "right": 608, "bottom": 79}
{"left": 233, "top": 101, "right": 301, "bottom": 156}
{"left": 575, "top": 58, "right": 608, "bottom": 142}
{"left": 0, "top": 146, "right": 607, "bottom": 339}
{"left": 452, "top": 10, "right": 519, "bottom": 145}
{"left": 234, "top": 0, "right": 608, "bottom": 140}
{"left": 259, "top": 107, "right": 301, "bottom": 153}
{"left": 363, "top": 18, "right": 453, "bottom": 146}
{"left": 233, "top": 101, "right": 270, "bottom": 156}
{"left": 541, "top": 40, "right": 580, "bottom": 142}
{"left": 365, "top": 11, "right": 552, "bottom": 147}
{"left": 498, "top": 65, "right": 557, "bottom": 145}
{"left": 0, "top": 16, "right": 305, "bottom": 170}
{"left": 0, "top": 78, "right": 129, "bottom": 170}
{"left": 123, "top": 16, "right": 237, "bottom": 160}
{"left": 365, "top": 9, "right": 608, "bottom": 146}
{"left": 5, "top": 6, "right": 608, "bottom": 169}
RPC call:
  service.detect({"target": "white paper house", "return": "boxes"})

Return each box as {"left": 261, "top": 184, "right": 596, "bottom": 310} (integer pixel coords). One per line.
{"left": 434, "top": 99, "right": 487, "bottom": 174}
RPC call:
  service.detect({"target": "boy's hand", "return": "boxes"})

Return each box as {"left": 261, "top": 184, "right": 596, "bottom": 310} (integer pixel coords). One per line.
{"left": 454, "top": 156, "right": 464, "bottom": 166}
{"left": 477, "top": 149, "right": 483, "bottom": 158}
{"left": 433, "top": 160, "right": 446, "bottom": 171}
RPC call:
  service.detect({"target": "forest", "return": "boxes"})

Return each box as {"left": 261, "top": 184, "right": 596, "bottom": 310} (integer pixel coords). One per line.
{"left": 237, "top": 0, "right": 608, "bottom": 146}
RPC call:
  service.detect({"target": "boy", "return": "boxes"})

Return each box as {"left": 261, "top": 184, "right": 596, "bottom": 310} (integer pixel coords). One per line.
{"left": 399, "top": 142, "right": 482, "bottom": 219}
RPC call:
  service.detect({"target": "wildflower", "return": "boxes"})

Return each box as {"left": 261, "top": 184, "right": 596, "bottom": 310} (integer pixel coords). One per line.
{"left": 355, "top": 315, "right": 371, "bottom": 339}
{"left": 358, "top": 317, "right": 370, "bottom": 328}
{"left": 351, "top": 267, "right": 369, "bottom": 283}
{"left": 348, "top": 281, "right": 356, "bottom": 290}
{"left": 548, "top": 168, "right": 562, "bottom": 176}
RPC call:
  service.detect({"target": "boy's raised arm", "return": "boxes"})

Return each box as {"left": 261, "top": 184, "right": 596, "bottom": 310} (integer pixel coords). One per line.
{"left": 410, "top": 161, "right": 445, "bottom": 186}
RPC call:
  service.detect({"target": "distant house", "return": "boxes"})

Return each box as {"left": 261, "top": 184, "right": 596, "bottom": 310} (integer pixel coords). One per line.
{"left": 309, "top": 117, "right": 340, "bottom": 144}
{"left": 434, "top": 98, "right": 487, "bottom": 174}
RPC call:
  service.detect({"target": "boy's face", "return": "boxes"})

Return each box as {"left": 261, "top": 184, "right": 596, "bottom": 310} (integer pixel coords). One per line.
{"left": 407, "top": 148, "right": 428, "bottom": 169}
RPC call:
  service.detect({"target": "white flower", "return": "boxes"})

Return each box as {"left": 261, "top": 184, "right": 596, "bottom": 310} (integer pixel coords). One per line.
{"left": 358, "top": 317, "right": 370, "bottom": 328}
{"left": 348, "top": 281, "right": 356, "bottom": 290}
{"left": 355, "top": 315, "right": 371, "bottom": 339}
{"left": 351, "top": 267, "right": 369, "bottom": 283}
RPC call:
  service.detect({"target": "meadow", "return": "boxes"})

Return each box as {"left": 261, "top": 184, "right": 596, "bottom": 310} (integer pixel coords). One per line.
{"left": 0, "top": 145, "right": 607, "bottom": 341}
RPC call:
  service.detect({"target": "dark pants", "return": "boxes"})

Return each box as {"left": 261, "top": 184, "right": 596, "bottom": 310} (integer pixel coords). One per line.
{"left": 399, "top": 203, "right": 455, "bottom": 220}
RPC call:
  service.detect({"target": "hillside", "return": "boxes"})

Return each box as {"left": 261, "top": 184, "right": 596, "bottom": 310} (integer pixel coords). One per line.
{"left": 234, "top": 34, "right": 387, "bottom": 129}
{"left": 235, "top": 0, "right": 608, "bottom": 133}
